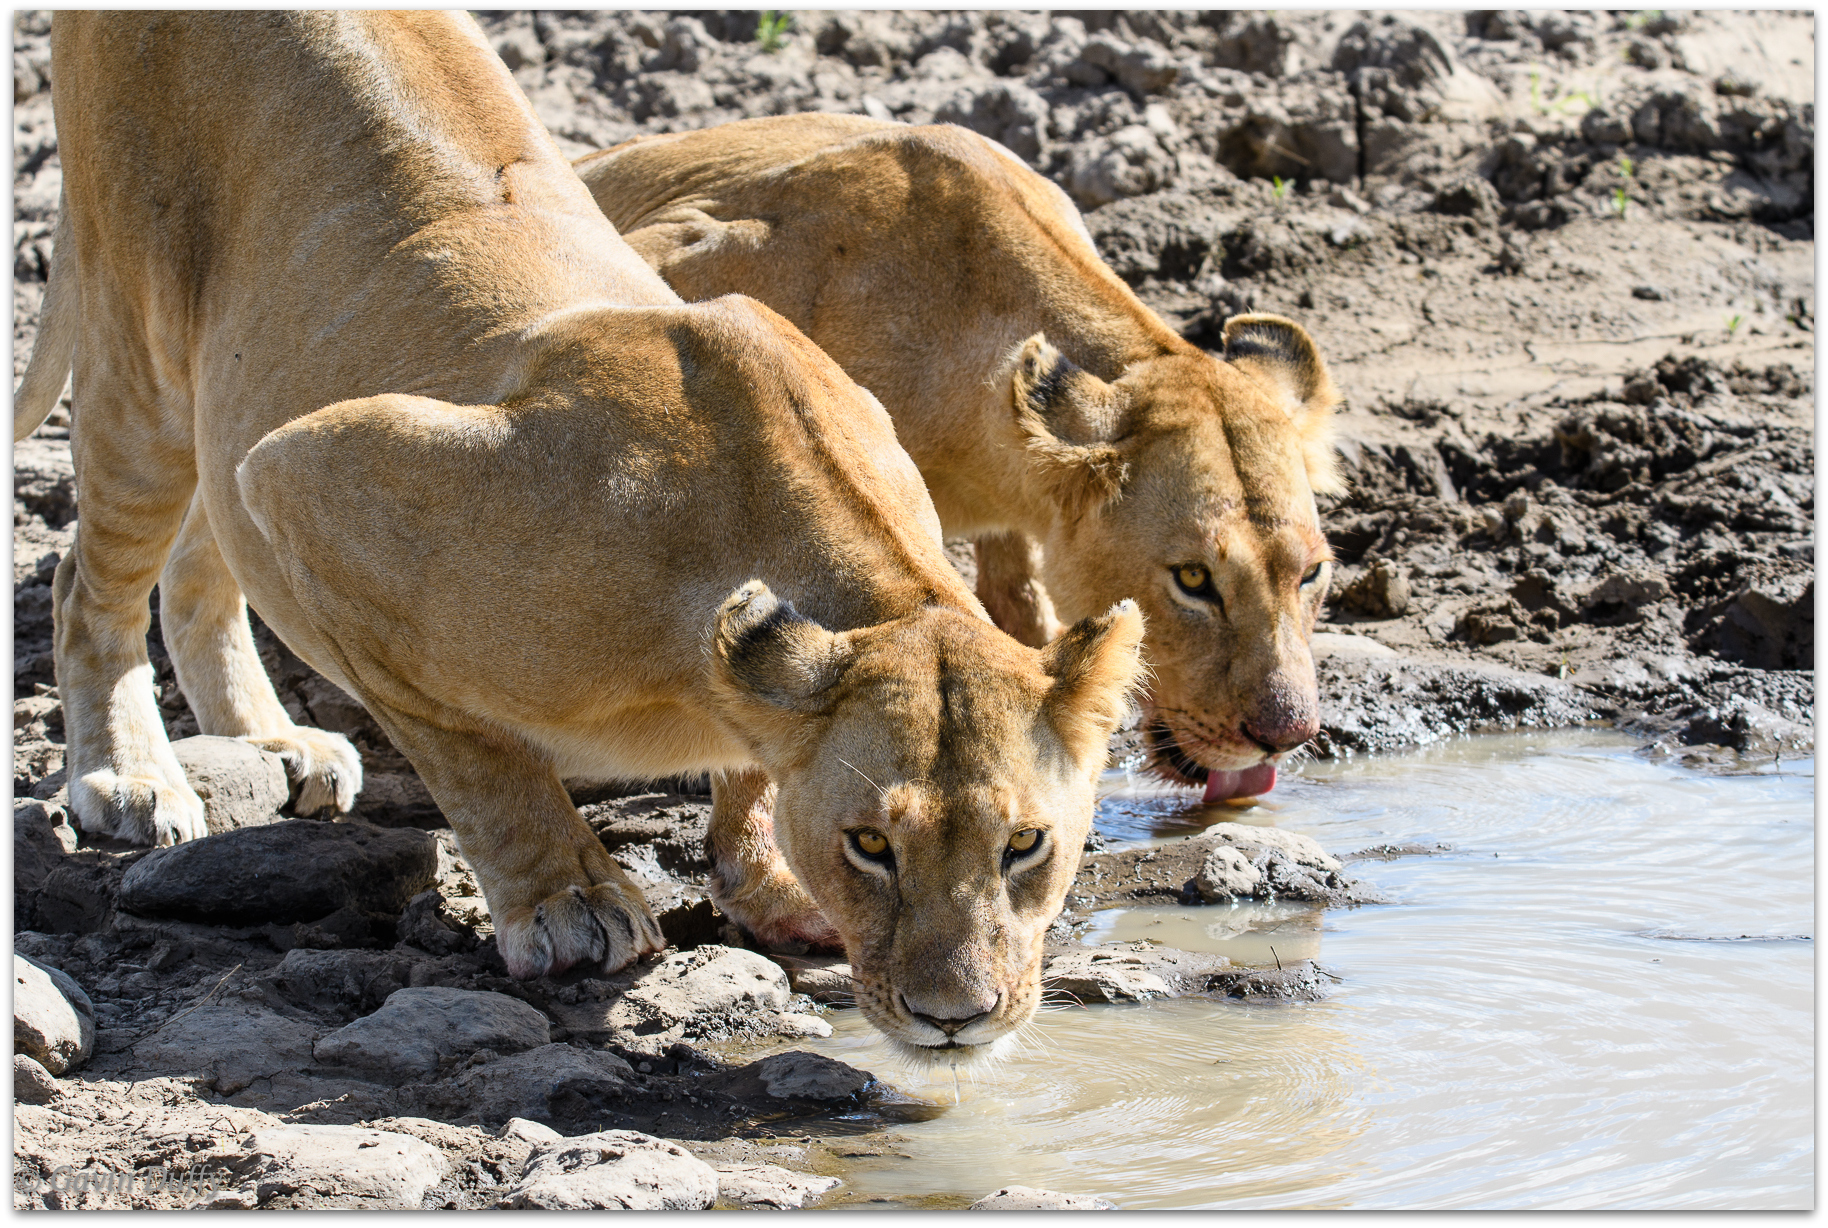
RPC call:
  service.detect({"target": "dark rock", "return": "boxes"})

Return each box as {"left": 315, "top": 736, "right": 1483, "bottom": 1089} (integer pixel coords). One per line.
{"left": 117, "top": 820, "right": 437, "bottom": 927}
{"left": 706, "top": 1050, "right": 873, "bottom": 1103}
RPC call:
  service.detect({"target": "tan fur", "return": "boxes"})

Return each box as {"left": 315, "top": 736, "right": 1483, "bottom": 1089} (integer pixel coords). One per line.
{"left": 22, "top": 16, "right": 1141, "bottom": 1053}
{"left": 577, "top": 115, "right": 1343, "bottom": 791}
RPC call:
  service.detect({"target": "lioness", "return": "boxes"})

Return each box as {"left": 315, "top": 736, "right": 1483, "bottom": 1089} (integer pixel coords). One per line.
{"left": 18, "top": 14, "right": 1142, "bottom": 1057}
{"left": 577, "top": 114, "right": 1343, "bottom": 802}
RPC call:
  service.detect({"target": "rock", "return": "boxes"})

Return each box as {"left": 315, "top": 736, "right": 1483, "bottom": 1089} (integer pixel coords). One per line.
{"left": 135, "top": 1000, "right": 320, "bottom": 1095}
{"left": 754, "top": 1050, "right": 871, "bottom": 1100}
{"left": 715, "top": 1162, "right": 841, "bottom": 1209}
{"left": 500, "top": 1130, "right": 719, "bottom": 1210}
{"left": 1042, "top": 943, "right": 1239, "bottom": 1003}
{"left": 781, "top": 959, "right": 855, "bottom": 1004}
{"left": 168, "top": 736, "right": 290, "bottom": 833}
{"left": 117, "top": 819, "right": 437, "bottom": 927}
{"left": 15, "top": 1053, "right": 59, "bottom": 1103}
{"left": 1718, "top": 572, "right": 1812, "bottom": 670}
{"left": 498, "top": 1117, "right": 563, "bottom": 1147}
{"left": 1430, "top": 175, "right": 1501, "bottom": 224}
{"left": 600, "top": 945, "right": 791, "bottom": 1040}
{"left": 934, "top": 80, "right": 1050, "bottom": 163}
{"left": 772, "top": 1012, "right": 834, "bottom": 1038}
{"left": 971, "top": 1185, "right": 1117, "bottom": 1209}
{"left": 1339, "top": 558, "right": 1413, "bottom": 618}
{"left": 313, "top": 987, "right": 551, "bottom": 1084}
{"left": 396, "top": 889, "right": 480, "bottom": 956}
{"left": 1194, "top": 845, "right": 1263, "bottom": 902}
{"left": 13, "top": 954, "right": 94, "bottom": 1074}
{"left": 1191, "top": 823, "right": 1341, "bottom": 874}
{"left": 1078, "top": 33, "right": 1179, "bottom": 94}
{"left": 414, "top": 1042, "right": 635, "bottom": 1130}
{"left": 1632, "top": 284, "right": 1670, "bottom": 301}
{"left": 261, "top": 948, "right": 426, "bottom": 1021}
{"left": 14, "top": 798, "right": 78, "bottom": 930}
{"left": 224, "top": 1124, "right": 448, "bottom": 1207}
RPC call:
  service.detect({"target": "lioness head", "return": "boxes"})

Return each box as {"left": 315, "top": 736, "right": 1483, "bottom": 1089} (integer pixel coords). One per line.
{"left": 710, "top": 582, "right": 1143, "bottom": 1060}
{"left": 1002, "top": 314, "right": 1342, "bottom": 802}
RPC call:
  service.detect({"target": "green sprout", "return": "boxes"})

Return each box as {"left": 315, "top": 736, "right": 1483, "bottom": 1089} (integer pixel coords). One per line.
{"left": 1616, "top": 154, "right": 1635, "bottom": 178}
{"left": 1612, "top": 186, "right": 1630, "bottom": 219}
{"left": 754, "top": 10, "right": 792, "bottom": 52}
{"left": 1271, "top": 175, "right": 1288, "bottom": 202}
{"left": 1725, "top": 313, "right": 1745, "bottom": 335}
{"left": 1529, "top": 70, "right": 1545, "bottom": 114}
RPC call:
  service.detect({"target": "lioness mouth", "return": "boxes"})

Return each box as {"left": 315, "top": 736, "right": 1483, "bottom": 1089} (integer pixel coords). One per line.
{"left": 1147, "top": 721, "right": 1277, "bottom": 802}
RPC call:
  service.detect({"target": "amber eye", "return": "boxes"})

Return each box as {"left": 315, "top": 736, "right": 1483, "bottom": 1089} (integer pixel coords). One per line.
{"left": 1008, "top": 829, "right": 1041, "bottom": 854}
{"left": 852, "top": 829, "right": 890, "bottom": 858}
{"left": 1176, "top": 564, "right": 1209, "bottom": 594}
{"left": 1302, "top": 562, "right": 1325, "bottom": 587}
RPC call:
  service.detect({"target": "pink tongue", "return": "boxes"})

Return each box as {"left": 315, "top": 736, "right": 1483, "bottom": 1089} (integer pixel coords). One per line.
{"left": 1202, "top": 763, "right": 1278, "bottom": 803}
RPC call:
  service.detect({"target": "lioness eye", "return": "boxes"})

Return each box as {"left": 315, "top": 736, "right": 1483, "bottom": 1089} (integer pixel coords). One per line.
{"left": 1301, "top": 562, "right": 1325, "bottom": 586}
{"left": 1175, "top": 564, "right": 1209, "bottom": 595}
{"left": 851, "top": 829, "right": 890, "bottom": 858}
{"left": 1008, "top": 829, "right": 1040, "bottom": 854}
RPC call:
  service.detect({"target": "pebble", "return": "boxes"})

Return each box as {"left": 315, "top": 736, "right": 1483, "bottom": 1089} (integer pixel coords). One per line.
{"left": 13, "top": 954, "right": 94, "bottom": 1075}
{"left": 1194, "top": 845, "right": 1263, "bottom": 902}
{"left": 117, "top": 819, "right": 437, "bottom": 926}
{"left": 169, "top": 735, "right": 290, "bottom": 833}
{"left": 313, "top": 987, "right": 551, "bottom": 1083}
{"left": 499, "top": 1130, "right": 720, "bottom": 1210}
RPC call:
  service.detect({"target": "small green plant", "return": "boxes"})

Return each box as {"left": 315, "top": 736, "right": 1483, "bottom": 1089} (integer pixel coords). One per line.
{"left": 1725, "top": 313, "right": 1745, "bottom": 335}
{"left": 1616, "top": 154, "right": 1635, "bottom": 178}
{"left": 1271, "top": 175, "right": 1288, "bottom": 202}
{"left": 1529, "top": 70, "right": 1545, "bottom": 114}
{"left": 1612, "top": 186, "right": 1630, "bottom": 219}
{"left": 1626, "top": 9, "right": 1663, "bottom": 31}
{"left": 754, "top": 10, "right": 792, "bottom": 53}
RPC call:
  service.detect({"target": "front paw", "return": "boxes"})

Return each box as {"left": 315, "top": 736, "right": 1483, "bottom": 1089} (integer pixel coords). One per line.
{"left": 246, "top": 727, "right": 362, "bottom": 814}
{"left": 496, "top": 883, "right": 667, "bottom": 979}
{"left": 72, "top": 769, "right": 208, "bottom": 847}
{"left": 711, "top": 859, "right": 842, "bottom": 952}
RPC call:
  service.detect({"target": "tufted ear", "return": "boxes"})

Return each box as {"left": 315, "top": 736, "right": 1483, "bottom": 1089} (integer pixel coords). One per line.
{"left": 712, "top": 582, "right": 853, "bottom": 714}
{"left": 1222, "top": 314, "right": 1345, "bottom": 496}
{"left": 1040, "top": 598, "right": 1147, "bottom": 768}
{"left": 1006, "top": 334, "right": 1131, "bottom": 521}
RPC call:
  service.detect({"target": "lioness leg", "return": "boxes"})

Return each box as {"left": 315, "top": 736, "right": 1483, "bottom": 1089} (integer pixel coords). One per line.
{"left": 370, "top": 706, "right": 664, "bottom": 978}
{"left": 54, "top": 390, "right": 207, "bottom": 846}
{"left": 973, "top": 530, "right": 1062, "bottom": 648}
{"left": 159, "top": 495, "right": 361, "bottom": 813}
{"left": 707, "top": 767, "right": 840, "bottom": 950}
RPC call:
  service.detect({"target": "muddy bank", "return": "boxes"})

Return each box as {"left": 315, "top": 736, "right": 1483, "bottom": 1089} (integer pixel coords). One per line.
{"left": 10, "top": 7, "right": 1813, "bottom": 1210}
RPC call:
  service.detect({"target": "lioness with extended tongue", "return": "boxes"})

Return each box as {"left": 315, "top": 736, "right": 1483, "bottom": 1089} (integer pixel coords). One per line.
{"left": 577, "top": 114, "right": 1343, "bottom": 806}
{"left": 20, "top": 13, "right": 1142, "bottom": 1060}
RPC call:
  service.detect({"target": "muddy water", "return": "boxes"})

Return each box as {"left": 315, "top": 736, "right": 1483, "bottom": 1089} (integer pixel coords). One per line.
{"left": 795, "top": 732, "right": 1813, "bottom": 1209}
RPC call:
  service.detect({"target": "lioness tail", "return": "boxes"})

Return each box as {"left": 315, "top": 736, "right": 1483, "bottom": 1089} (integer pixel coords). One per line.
{"left": 15, "top": 191, "right": 77, "bottom": 443}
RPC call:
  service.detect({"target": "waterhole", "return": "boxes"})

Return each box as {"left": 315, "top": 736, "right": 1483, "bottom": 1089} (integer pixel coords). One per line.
{"left": 787, "top": 731, "right": 1813, "bottom": 1209}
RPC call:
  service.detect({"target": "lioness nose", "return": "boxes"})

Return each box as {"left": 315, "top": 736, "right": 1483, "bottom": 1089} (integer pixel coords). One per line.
{"left": 900, "top": 992, "right": 997, "bottom": 1036}
{"left": 1242, "top": 719, "right": 1315, "bottom": 755}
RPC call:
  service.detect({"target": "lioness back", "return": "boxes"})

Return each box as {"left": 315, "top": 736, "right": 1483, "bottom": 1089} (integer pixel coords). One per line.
{"left": 577, "top": 114, "right": 1344, "bottom": 805}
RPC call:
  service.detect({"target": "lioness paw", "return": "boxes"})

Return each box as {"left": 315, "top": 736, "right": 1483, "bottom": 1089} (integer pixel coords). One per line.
{"left": 246, "top": 727, "right": 362, "bottom": 814}
{"left": 711, "top": 864, "right": 842, "bottom": 952}
{"left": 497, "top": 883, "right": 666, "bottom": 980}
{"left": 72, "top": 769, "right": 209, "bottom": 847}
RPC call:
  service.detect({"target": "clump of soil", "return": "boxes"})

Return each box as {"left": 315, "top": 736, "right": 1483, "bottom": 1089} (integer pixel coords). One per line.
{"left": 10, "top": 8, "right": 1814, "bottom": 1210}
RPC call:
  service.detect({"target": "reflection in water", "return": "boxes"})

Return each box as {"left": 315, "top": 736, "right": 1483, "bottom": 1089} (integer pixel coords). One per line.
{"left": 1085, "top": 901, "right": 1324, "bottom": 965}
{"left": 783, "top": 732, "right": 1814, "bottom": 1209}
{"left": 810, "top": 998, "right": 1373, "bottom": 1209}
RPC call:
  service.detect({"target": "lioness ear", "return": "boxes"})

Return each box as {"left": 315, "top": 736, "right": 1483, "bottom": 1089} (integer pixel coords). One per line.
{"left": 1041, "top": 599, "right": 1146, "bottom": 767}
{"left": 1222, "top": 314, "right": 1345, "bottom": 496}
{"left": 712, "top": 581, "right": 853, "bottom": 713}
{"left": 1006, "top": 334, "right": 1131, "bottom": 520}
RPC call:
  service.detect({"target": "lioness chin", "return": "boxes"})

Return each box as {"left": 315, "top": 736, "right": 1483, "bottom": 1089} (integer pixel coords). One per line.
{"left": 578, "top": 115, "right": 1346, "bottom": 803}
{"left": 20, "top": 13, "right": 1141, "bottom": 1051}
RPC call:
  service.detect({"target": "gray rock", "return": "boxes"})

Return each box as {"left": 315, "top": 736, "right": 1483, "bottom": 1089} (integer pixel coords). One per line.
{"left": 605, "top": 944, "right": 792, "bottom": 1037}
{"left": 396, "top": 889, "right": 480, "bottom": 956}
{"left": 224, "top": 1124, "right": 447, "bottom": 1207}
{"left": 1078, "top": 33, "right": 1179, "bottom": 94}
{"left": 168, "top": 736, "right": 290, "bottom": 833}
{"left": 1194, "top": 845, "right": 1263, "bottom": 902}
{"left": 135, "top": 1000, "right": 320, "bottom": 1095}
{"left": 500, "top": 1130, "right": 719, "bottom": 1210}
{"left": 13, "top": 953, "right": 94, "bottom": 1074}
{"left": 118, "top": 819, "right": 437, "bottom": 926}
{"left": 753, "top": 1050, "right": 871, "bottom": 1101}
{"left": 14, "top": 799, "right": 78, "bottom": 929}
{"left": 313, "top": 987, "right": 551, "bottom": 1083}
{"left": 15, "top": 1053, "right": 59, "bottom": 1103}
{"left": 262, "top": 947, "right": 427, "bottom": 1021}
{"left": 970, "top": 1185, "right": 1117, "bottom": 1209}
{"left": 1191, "top": 823, "right": 1341, "bottom": 874}
{"left": 715, "top": 1162, "right": 841, "bottom": 1209}
{"left": 780, "top": 958, "right": 855, "bottom": 1004}
{"left": 498, "top": 1117, "right": 563, "bottom": 1147}
{"left": 1340, "top": 558, "right": 1413, "bottom": 618}
{"left": 414, "top": 1042, "right": 635, "bottom": 1129}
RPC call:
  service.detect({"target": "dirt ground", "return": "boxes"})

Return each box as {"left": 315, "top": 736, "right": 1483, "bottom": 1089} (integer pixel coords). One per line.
{"left": 10, "top": 9, "right": 1815, "bottom": 1209}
